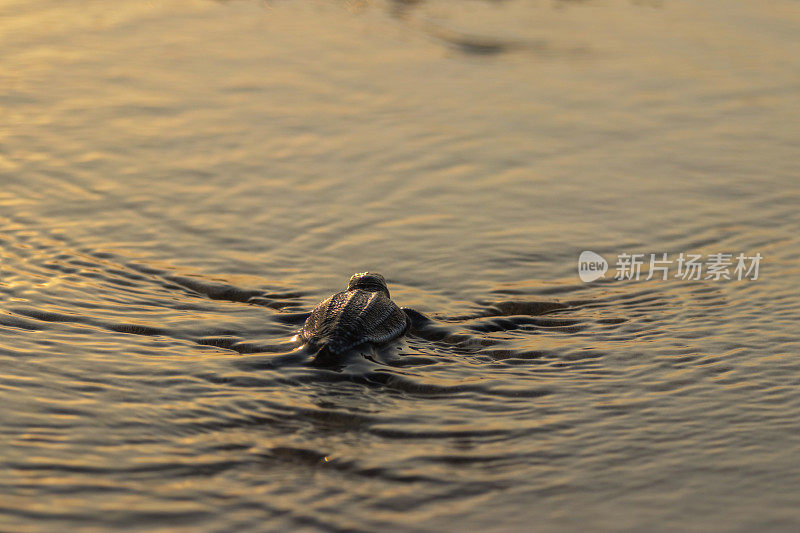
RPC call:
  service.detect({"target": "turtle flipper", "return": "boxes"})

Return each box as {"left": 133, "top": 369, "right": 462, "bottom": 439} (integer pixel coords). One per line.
{"left": 401, "top": 308, "right": 431, "bottom": 332}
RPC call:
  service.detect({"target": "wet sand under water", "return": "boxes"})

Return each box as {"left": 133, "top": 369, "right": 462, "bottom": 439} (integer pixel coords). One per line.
{"left": 1, "top": 0, "right": 799, "bottom": 531}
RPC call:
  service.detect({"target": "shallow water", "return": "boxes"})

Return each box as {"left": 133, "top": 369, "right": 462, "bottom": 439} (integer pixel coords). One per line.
{"left": 1, "top": 0, "right": 799, "bottom": 531}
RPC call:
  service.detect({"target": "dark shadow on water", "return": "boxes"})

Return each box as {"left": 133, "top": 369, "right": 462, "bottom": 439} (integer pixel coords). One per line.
{"left": 211, "top": 0, "right": 593, "bottom": 58}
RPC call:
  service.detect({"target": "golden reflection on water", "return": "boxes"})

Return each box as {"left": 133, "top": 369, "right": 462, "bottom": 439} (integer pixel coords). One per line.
{"left": 0, "top": 0, "right": 799, "bottom": 531}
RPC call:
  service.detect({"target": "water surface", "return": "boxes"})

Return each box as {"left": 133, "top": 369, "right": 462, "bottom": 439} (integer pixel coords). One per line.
{"left": 1, "top": 0, "right": 799, "bottom": 531}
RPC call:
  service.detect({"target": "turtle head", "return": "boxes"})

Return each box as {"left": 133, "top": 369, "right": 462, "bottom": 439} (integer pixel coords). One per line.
{"left": 347, "top": 272, "right": 390, "bottom": 298}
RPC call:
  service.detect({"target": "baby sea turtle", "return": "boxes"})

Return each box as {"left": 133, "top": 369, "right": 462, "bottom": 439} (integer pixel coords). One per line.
{"left": 300, "top": 272, "right": 424, "bottom": 364}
